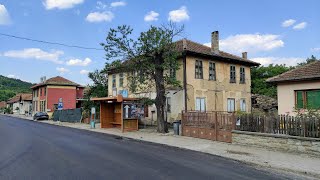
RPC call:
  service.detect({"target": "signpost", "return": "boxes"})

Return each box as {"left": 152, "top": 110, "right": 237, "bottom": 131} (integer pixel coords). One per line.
{"left": 58, "top": 98, "right": 63, "bottom": 110}
{"left": 91, "top": 107, "right": 96, "bottom": 129}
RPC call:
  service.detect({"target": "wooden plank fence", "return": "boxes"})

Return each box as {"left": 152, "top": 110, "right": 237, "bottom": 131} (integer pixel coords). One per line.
{"left": 236, "top": 114, "right": 320, "bottom": 138}
{"left": 181, "top": 111, "right": 235, "bottom": 143}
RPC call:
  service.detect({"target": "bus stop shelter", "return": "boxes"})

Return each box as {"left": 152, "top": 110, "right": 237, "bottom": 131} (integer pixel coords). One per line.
{"left": 91, "top": 95, "right": 143, "bottom": 132}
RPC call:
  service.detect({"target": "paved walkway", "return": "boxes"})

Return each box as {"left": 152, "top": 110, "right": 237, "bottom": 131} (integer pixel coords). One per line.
{"left": 5, "top": 114, "right": 320, "bottom": 179}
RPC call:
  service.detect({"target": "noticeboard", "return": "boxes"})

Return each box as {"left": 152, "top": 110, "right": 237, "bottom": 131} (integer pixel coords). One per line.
{"left": 123, "top": 103, "right": 144, "bottom": 119}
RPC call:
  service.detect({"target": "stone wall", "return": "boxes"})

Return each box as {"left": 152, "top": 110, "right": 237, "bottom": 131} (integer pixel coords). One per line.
{"left": 232, "top": 130, "right": 320, "bottom": 156}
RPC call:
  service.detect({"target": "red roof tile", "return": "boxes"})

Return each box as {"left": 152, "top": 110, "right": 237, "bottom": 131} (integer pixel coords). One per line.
{"left": 31, "top": 76, "right": 80, "bottom": 89}
{"left": 267, "top": 61, "right": 320, "bottom": 83}
{"left": 0, "top": 101, "right": 6, "bottom": 108}
{"left": 175, "top": 39, "right": 260, "bottom": 66}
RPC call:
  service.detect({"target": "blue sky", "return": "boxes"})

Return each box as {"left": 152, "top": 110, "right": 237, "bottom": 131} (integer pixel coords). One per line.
{"left": 0, "top": 0, "right": 319, "bottom": 85}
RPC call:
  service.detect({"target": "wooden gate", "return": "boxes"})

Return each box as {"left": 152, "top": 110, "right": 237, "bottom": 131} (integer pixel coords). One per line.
{"left": 181, "top": 111, "right": 235, "bottom": 143}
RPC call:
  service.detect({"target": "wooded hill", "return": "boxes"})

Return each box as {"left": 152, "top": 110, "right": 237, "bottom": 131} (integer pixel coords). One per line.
{"left": 0, "top": 75, "right": 34, "bottom": 102}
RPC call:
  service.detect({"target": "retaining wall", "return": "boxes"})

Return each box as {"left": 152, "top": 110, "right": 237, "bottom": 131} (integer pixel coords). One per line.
{"left": 232, "top": 130, "right": 320, "bottom": 156}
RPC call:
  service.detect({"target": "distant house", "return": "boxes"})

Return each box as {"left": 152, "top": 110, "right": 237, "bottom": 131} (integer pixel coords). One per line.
{"left": 31, "top": 76, "right": 85, "bottom": 117}
{"left": 6, "top": 93, "right": 32, "bottom": 115}
{"left": 0, "top": 101, "right": 7, "bottom": 109}
{"left": 267, "top": 61, "right": 320, "bottom": 115}
{"left": 19, "top": 94, "right": 33, "bottom": 115}
{"left": 6, "top": 95, "right": 20, "bottom": 114}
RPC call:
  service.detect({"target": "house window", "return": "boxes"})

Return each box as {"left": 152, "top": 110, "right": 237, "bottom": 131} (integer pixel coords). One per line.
{"left": 195, "top": 97, "right": 206, "bottom": 112}
{"left": 40, "top": 88, "right": 42, "bottom": 96}
{"left": 240, "top": 67, "right": 245, "bottom": 84}
{"left": 166, "top": 97, "right": 171, "bottom": 113}
{"left": 112, "top": 74, "right": 116, "bottom": 88}
{"left": 209, "top": 62, "right": 216, "bottom": 81}
{"left": 230, "top": 65, "right": 236, "bottom": 83}
{"left": 44, "top": 88, "right": 46, "bottom": 96}
{"left": 240, "top": 99, "right": 246, "bottom": 112}
{"left": 227, "top": 98, "right": 235, "bottom": 112}
{"left": 119, "top": 73, "right": 124, "bottom": 87}
{"left": 170, "top": 68, "right": 176, "bottom": 79}
{"left": 195, "top": 60, "right": 203, "bottom": 79}
{"left": 40, "top": 101, "right": 46, "bottom": 112}
{"left": 295, "top": 90, "right": 320, "bottom": 109}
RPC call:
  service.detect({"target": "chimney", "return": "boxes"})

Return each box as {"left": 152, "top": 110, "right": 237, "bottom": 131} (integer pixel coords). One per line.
{"left": 211, "top": 31, "right": 219, "bottom": 54}
{"left": 242, "top": 52, "right": 248, "bottom": 59}
{"left": 183, "top": 38, "right": 187, "bottom": 50}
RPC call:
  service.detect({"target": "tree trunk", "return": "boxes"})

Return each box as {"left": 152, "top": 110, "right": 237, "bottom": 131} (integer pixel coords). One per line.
{"left": 154, "top": 56, "right": 168, "bottom": 133}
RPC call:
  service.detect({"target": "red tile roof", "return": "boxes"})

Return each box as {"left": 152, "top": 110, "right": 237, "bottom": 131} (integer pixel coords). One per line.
{"left": 267, "top": 61, "right": 320, "bottom": 83}
{"left": 175, "top": 39, "right": 260, "bottom": 66}
{"left": 0, "top": 101, "right": 6, "bottom": 108}
{"left": 7, "top": 94, "right": 21, "bottom": 104}
{"left": 20, "top": 93, "right": 32, "bottom": 101}
{"left": 31, "top": 76, "right": 80, "bottom": 89}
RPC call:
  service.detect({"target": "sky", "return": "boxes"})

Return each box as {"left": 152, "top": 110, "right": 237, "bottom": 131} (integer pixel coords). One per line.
{"left": 0, "top": 0, "right": 319, "bottom": 85}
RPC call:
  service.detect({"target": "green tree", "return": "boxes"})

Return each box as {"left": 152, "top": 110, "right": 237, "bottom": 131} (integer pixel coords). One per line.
{"left": 296, "top": 55, "right": 318, "bottom": 67}
{"left": 82, "top": 68, "right": 108, "bottom": 119}
{"left": 251, "top": 64, "right": 294, "bottom": 97}
{"left": 101, "top": 24, "right": 183, "bottom": 133}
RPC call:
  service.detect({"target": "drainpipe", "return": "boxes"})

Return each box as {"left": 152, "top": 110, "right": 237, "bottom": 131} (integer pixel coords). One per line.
{"left": 183, "top": 51, "right": 187, "bottom": 111}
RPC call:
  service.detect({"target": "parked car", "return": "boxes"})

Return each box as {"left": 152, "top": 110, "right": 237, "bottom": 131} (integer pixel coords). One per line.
{"left": 33, "top": 112, "right": 49, "bottom": 121}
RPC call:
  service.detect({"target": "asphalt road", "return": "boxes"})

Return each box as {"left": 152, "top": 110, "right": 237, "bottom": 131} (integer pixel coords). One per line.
{"left": 0, "top": 115, "right": 298, "bottom": 180}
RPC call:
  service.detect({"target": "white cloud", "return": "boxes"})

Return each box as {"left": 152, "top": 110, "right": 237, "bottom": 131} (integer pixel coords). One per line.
{"left": 311, "top": 47, "right": 320, "bottom": 52}
{"left": 43, "top": 0, "right": 84, "bottom": 10}
{"left": 56, "top": 67, "right": 69, "bottom": 74}
{"left": 168, "top": 6, "right": 189, "bottom": 22}
{"left": 66, "top": 57, "right": 92, "bottom": 66}
{"left": 282, "top": 19, "right": 296, "bottom": 27}
{"left": 251, "top": 57, "right": 304, "bottom": 66}
{"left": 96, "top": 1, "right": 108, "bottom": 9}
{"left": 80, "top": 69, "right": 89, "bottom": 74}
{"left": 86, "top": 11, "right": 114, "bottom": 22}
{"left": 3, "top": 48, "right": 64, "bottom": 64}
{"left": 110, "top": 1, "right": 126, "bottom": 7}
{"left": 144, "top": 11, "right": 159, "bottom": 22}
{"left": 204, "top": 33, "right": 284, "bottom": 54}
{"left": 0, "top": 4, "right": 11, "bottom": 25}
{"left": 293, "top": 22, "right": 307, "bottom": 30}
{"left": 7, "top": 74, "right": 19, "bottom": 79}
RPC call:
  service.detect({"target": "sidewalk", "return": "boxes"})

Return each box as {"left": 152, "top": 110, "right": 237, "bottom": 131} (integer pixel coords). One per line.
{"left": 5, "top": 114, "right": 320, "bottom": 179}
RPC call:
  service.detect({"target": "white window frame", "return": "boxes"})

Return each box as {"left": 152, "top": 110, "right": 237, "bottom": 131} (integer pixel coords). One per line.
{"left": 227, "top": 98, "right": 235, "bottom": 112}
{"left": 195, "top": 97, "right": 206, "bottom": 112}
{"left": 240, "top": 99, "right": 246, "bottom": 112}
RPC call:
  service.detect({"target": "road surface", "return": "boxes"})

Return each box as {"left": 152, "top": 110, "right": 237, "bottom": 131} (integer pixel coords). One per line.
{"left": 0, "top": 115, "right": 301, "bottom": 180}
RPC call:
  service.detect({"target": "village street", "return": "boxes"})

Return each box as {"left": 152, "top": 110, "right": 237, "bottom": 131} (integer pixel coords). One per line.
{"left": 0, "top": 115, "right": 306, "bottom": 180}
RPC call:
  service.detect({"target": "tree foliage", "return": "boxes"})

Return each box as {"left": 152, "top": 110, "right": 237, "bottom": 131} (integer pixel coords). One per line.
{"left": 101, "top": 24, "right": 184, "bottom": 133}
{"left": 82, "top": 68, "right": 108, "bottom": 119}
{"left": 252, "top": 55, "right": 319, "bottom": 98}
{"left": 0, "top": 75, "right": 34, "bottom": 101}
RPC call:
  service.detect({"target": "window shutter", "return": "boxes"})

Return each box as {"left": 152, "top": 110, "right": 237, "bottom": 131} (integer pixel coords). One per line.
{"left": 296, "top": 91, "right": 304, "bottom": 109}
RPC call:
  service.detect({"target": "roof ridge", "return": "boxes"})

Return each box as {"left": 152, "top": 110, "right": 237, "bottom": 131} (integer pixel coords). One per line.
{"left": 267, "top": 60, "right": 320, "bottom": 82}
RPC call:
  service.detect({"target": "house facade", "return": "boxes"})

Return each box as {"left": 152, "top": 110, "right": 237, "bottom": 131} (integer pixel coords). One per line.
{"left": 107, "top": 31, "right": 260, "bottom": 123}
{"left": 6, "top": 93, "right": 32, "bottom": 115}
{"left": 31, "top": 76, "right": 85, "bottom": 117}
{"left": 267, "top": 61, "right": 320, "bottom": 115}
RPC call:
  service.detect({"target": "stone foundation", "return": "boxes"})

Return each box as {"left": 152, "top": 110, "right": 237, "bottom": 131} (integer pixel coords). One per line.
{"left": 232, "top": 130, "right": 320, "bottom": 156}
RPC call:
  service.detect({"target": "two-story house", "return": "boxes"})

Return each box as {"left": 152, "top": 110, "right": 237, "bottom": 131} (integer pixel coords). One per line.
{"left": 31, "top": 76, "right": 85, "bottom": 117}
{"left": 107, "top": 31, "right": 260, "bottom": 123}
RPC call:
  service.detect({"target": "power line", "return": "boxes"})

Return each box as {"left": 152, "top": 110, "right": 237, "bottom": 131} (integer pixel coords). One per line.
{"left": 0, "top": 33, "right": 104, "bottom": 51}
